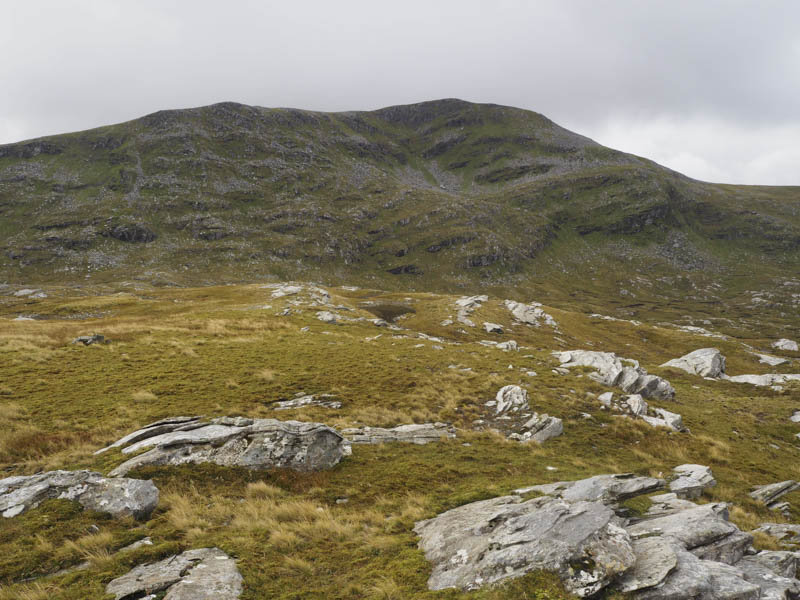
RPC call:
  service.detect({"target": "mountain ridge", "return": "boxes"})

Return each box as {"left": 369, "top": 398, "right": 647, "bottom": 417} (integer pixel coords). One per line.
{"left": 1, "top": 99, "right": 798, "bottom": 329}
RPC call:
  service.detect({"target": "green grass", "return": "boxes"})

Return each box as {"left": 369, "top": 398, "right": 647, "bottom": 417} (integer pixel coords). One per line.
{"left": 0, "top": 281, "right": 798, "bottom": 598}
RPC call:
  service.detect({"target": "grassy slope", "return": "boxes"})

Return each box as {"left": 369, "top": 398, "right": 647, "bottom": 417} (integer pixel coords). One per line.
{"left": 0, "top": 282, "right": 798, "bottom": 599}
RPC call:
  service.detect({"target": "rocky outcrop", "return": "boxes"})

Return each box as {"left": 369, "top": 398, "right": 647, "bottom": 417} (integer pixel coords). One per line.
{"left": 661, "top": 348, "right": 726, "bottom": 378}
{"left": 515, "top": 473, "right": 665, "bottom": 505}
{"left": 503, "top": 300, "right": 557, "bottom": 328}
{"left": 490, "top": 385, "right": 529, "bottom": 416}
{"left": 454, "top": 295, "right": 487, "bottom": 327}
{"left": 0, "top": 470, "right": 158, "bottom": 519}
{"left": 773, "top": 339, "right": 799, "bottom": 352}
{"left": 750, "top": 480, "right": 800, "bottom": 513}
{"left": 414, "top": 494, "right": 635, "bottom": 596}
{"left": 316, "top": 310, "right": 337, "bottom": 323}
{"left": 755, "top": 523, "right": 800, "bottom": 547}
{"left": 598, "top": 393, "right": 686, "bottom": 432}
{"left": 341, "top": 423, "right": 455, "bottom": 445}
{"left": 106, "top": 547, "right": 242, "bottom": 600}
{"left": 555, "top": 350, "right": 675, "bottom": 400}
{"left": 482, "top": 322, "right": 503, "bottom": 334}
{"left": 726, "top": 373, "right": 800, "bottom": 387}
{"left": 669, "top": 464, "right": 716, "bottom": 499}
{"left": 101, "top": 417, "right": 346, "bottom": 477}
{"left": 272, "top": 394, "right": 342, "bottom": 410}
{"left": 71, "top": 333, "right": 109, "bottom": 346}
{"left": 754, "top": 353, "right": 789, "bottom": 366}
{"left": 416, "top": 471, "right": 800, "bottom": 597}
{"left": 508, "top": 413, "right": 563, "bottom": 443}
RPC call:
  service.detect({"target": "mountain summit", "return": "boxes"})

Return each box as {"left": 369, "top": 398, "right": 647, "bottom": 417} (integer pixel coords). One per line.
{"left": 1, "top": 99, "right": 798, "bottom": 321}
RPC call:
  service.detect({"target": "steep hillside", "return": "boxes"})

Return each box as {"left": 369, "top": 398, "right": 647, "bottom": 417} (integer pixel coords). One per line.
{"left": 1, "top": 99, "right": 799, "bottom": 329}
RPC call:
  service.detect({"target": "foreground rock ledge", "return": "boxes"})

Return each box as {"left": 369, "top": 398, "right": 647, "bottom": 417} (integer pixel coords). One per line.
{"left": 0, "top": 470, "right": 158, "bottom": 519}
{"left": 106, "top": 547, "right": 242, "bottom": 600}
{"left": 415, "top": 471, "right": 800, "bottom": 598}
{"left": 101, "top": 416, "right": 347, "bottom": 477}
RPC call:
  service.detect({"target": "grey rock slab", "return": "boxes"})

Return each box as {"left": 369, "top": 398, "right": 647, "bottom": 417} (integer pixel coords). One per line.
{"left": 670, "top": 464, "right": 716, "bottom": 499}
{"left": 95, "top": 417, "right": 202, "bottom": 455}
{"left": 727, "top": 374, "right": 800, "bottom": 386}
{"left": 773, "top": 339, "right": 799, "bottom": 352}
{"left": 504, "top": 299, "right": 557, "bottom": 328}
{"left": 0, "top": 470, "right": 157, "bottom": 519}
{"left": 316, "top": 310, "right": 337, "bottom": 323}
{"left": 414, "top": 494, "right": 634, "bottom": 596}
{"left": 342, "top": 423, "right": 455, "bottom": 445}
{"left": 634, "top": 544, "right": 760, "bottom": 600}
{"left": 515, "top": 473, "right": 665, "bottom": 505}
{"left": 661, "top": 348, "right": 727, "bottom": 378}
{"left": 106, "top": 547, "right": 242, "bottom": 600}
{"left": 616, "top": 536, "right": 679, "bottom": 593}
{"left": 108, "top": 418, "right": 346, "bottom": 477}
{"left": 272, "top": 395, "right": 342, "bottom": 410}
{"left": 755, "top": 353, "right": 789, "bottom": 367}
{"left": 494, "top": 385, "right": 529, "bottom": 415}
{"left": 735, "top": 554, "right": 800, "bottom": 600}
{"left": 755, "top": 523, "right": 800, "bottom": 546}
{"left": 482, "top": 322, "right": 503, "bottom": 334}
{"left": 555, "top": 350, "right": 675, "bottom": 400}
{"left": 627, "top": 503, "right": 742, "bottom": 559}
{"left": 640, "top": 493, "right": 700, "bottom": 520}
{"left": 750, "top": 481, "right": 800, "bottom": 508}
{"left": 516, "top": 414, "right": 563, "bottom": 443}
{"left": 738, "top": 550, "right": 800, "bottom": 578}
{"left": 791, "top": 410, "right": 800, "bottom": 423}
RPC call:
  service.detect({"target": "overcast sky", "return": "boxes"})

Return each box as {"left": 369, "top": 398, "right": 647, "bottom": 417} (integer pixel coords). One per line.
{"left": 2, "top": 0, "right": 799, "bottom": 185}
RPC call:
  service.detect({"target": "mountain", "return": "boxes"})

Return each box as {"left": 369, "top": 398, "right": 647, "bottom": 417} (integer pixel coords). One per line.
{"left": 1, "top": 99, "right": 799, "bottom": 328}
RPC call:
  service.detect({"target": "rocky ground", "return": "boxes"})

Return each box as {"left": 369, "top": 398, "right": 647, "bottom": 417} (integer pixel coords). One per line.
{"left": 0, "top": 280, "right": 799, "bottom": 599}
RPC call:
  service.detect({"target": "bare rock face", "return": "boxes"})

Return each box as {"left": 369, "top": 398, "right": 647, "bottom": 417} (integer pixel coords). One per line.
{"left": 414, "top": 494, "right": 635, "bottom": 596}
{"left": 661, "top": 348, "right": 726, "bottom": 378}
{"left": 669, "top": 464, "right": 716, "bottom": 499}
{"left": 555, "top": 350, "right": 675, "bottom": 400}
{"left": 503, "top": 299, "right": 557, "bottom": 328}
{"left": 272, "top": 394, "right": 342, "bottom": 410}
{"left": 754, "top": 523, "right": 800, "bottom": 547}
{"left": 105, "top": 547, "right": 243, "bottom": 600}
{"left": 726, "top": 373, "right": 800, "bottom": 387}
{"left": 454, "top": 295, "right": 487, "bottom": 326}
{"left": 773, "top": 339, "right": 799, "bottom": 352}
{"left": 514, "top": 473, "right": 665, "bottom": 505}
{"left": 341, "top": 423, "right": 455, "bottom": 445}
{"left": 102, "top": 417, "right": 346, "bottom": 477}
{"left": 492, "top": 385, "right": 530, "bottom": 415}
{"left": 508, "top": 413, "right": 563, "bottom": 443}
{"left": 0, "top": 470, "right": 158, "bottom": 519}
{"left": 415, "top": 470, "right": 800, "bottom": 598}
{"left": 750, "top": 481, "right": 800, "bottom": 510}
{"left": 482, "top": 321, "right": 504, "bottom": 334}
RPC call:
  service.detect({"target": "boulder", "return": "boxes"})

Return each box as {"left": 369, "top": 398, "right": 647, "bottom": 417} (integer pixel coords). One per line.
{"left": 669, "top": 464, "right": 716, "bottom": 499}
{"left": 773, "top": 339, "right": 799, "bottom": 352}
{"left": 750, "top": 481, "right": 800, "bottom": 509}
{"left": 316, "top": 310, "right": 337, "bottom": 323}
{"left": 661, "top": 348, "right": 726, "bottom": 378}
{"left": 754, "top": 523, "right": 800, "bottom": 546}
{"left": 509, "top": 414, "right": 563, "bottom": 443}
{"left": 515, "top": 473, "right": 665, "bottom": 506}
{"left": 106, "top": 547, "right": 242, "bottom": 600}
{"left": 754, "top": 353, "right": 789, "bottom": 367}
{"left": 71, "top": 333, "right": 108, "bottom": 346}
{"left": 105, "top": 417, "right": 346, "bottom": 477}
{"left": 736, "top": 553, "right": 800, "bottom": 599}
{"left": 599, "top": 394, "right": 686, "bottom": 432}
{"left": 272, "top": 394, "right": 342, "bottom": 410}
{"left": 726, "top": 374, "right": 800, "bottom": 387}
{"left": 641, "top": 408, "right": 685, "bottom": 432}
{"left": 0, "top": 470, "right": 157, "bottom": 519}
{"left": 555, "top": 350, "right": 675, "bottom": 400}
{"left": 615, "top": 536, "right": 679, "bottom": 593}
{"left": 493, "top": 385, "right": 529, "bottom": 415}
{"left": 414, "top": 494, "right": 635, "bottom": 596}
{"left": 503, "top": 300, "right": 557, "bottom": 328}
{"left": 482, "top": 322, "right": 503, "bottom": 334}
{"left": 341, "top": 423, "right": 455, "bottom": 445}
{"left": 791, "top": 410, "right": 800, "bottom": 423}
{"left": 496, "top": 340, "right": 518, "bottom": 352}
{"left": 454, "top": 295, "right": 487, "bottom": 326}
